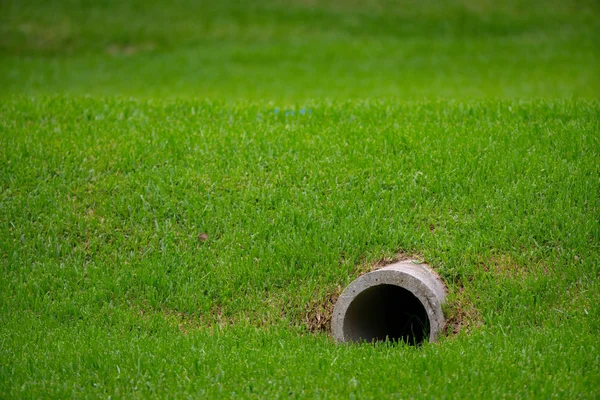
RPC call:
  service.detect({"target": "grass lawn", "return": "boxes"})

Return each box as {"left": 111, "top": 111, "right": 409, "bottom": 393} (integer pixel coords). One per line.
{"left": 1, "top": 0, "right": 600, "bottom": 398}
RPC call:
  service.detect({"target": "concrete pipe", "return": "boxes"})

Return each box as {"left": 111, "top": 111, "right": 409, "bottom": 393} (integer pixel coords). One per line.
{"left": 332, "top": 260, "right": 446, "bottom": 344}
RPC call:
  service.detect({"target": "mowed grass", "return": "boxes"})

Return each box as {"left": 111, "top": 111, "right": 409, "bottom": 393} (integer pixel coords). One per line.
{"left": 1, "top": 0, "right": 599, "bottom": 99}
{"left": 1, "top": 0, "right": 600, "bottom": 398}
{"left": 2, "top": 98, "right": 599, "bottom": 397}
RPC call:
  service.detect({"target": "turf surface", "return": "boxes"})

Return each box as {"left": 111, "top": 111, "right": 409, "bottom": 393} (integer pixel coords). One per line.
{"left": 1, "top": 0, "right": 599, "bottom": 99}
{"left": 1, "top": 0, "right": 599, "bottom": 398}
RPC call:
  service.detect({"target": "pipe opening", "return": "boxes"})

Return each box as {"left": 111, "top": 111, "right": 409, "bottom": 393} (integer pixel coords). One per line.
{"left": 342, "top": 284, "right": 430, "bottom": 345}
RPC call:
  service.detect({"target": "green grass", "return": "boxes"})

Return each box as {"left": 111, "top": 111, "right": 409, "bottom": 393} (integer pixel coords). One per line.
{"left": 2, "top": 98, "right": 599, "bottom": 397}
{"left": 1, "top": 0, "right": 600, "bottom": 398}
{"left": 1, "top": 0, "right": 599, "bottom": 99}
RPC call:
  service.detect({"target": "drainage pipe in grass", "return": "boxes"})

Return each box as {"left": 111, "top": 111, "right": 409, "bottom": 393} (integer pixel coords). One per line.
{"left": 332, "top": 260, "right": 446, "bottom": 344}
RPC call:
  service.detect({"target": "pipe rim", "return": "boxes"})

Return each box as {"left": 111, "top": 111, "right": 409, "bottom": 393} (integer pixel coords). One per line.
{"left": 332, "top": 261, "right": 446, "bottom": 343}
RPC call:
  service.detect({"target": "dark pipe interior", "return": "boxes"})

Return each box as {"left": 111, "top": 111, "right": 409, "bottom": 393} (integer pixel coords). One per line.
{"left": 343, "top": 284, "right": 430, "bottom": 345}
